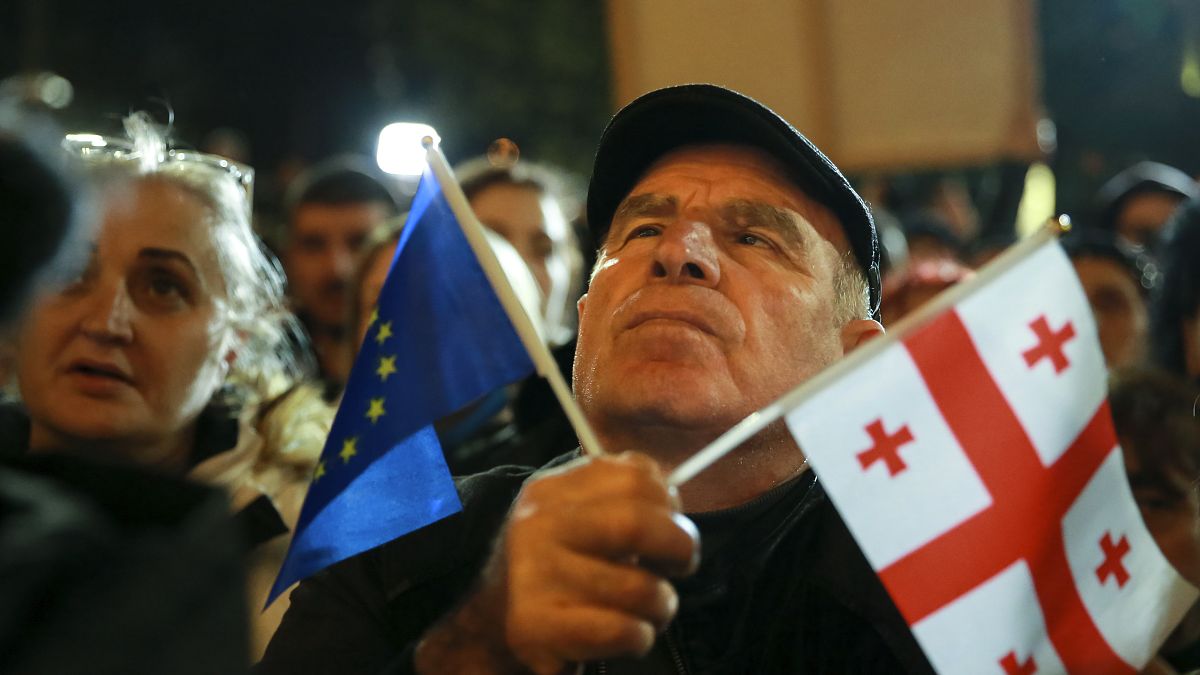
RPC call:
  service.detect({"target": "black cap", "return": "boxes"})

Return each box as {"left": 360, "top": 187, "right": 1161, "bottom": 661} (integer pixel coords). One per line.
{"left": 586, "top": 83, "right": 881, "bottom": 320}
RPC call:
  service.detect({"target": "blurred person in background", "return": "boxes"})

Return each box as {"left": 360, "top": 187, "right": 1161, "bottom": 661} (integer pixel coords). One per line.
{"left": 1108, "top": 368, "right": 1200, "bottom": 674}
{"left": 898, "top": 211, "right": 967, "bottom": 267}
{"left": 455, "top": 155, "right": 585, "bottom": 347}
{"left": 1149, "top": 197, "right": 1200, "bottom": 385}
{"left": 879, "top": 257, "right": 973, "bottom": 326}
{"left": 2, "top": 114, "right": 331, "bottom": 660}
{"left": 1094, "top": 161, "right": 1197, "bottom": 252}
{"left": 1062, "top": 229, "right": 1154, "bottom": 370}
{"left": 281, "top": 158, "right": 400, "bottom": 391}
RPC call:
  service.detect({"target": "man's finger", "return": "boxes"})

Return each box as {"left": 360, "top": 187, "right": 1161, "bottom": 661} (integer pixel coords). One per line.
{"left": 554, "top": 502, "right": 698, "bottom": 566}
{"left": 547, "top": 550, "right": 679, "bottom": 630}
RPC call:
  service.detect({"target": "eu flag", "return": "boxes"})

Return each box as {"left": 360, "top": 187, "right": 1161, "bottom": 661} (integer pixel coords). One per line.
{"left": 269, "top": 163, "right": 536, "bottom": 602}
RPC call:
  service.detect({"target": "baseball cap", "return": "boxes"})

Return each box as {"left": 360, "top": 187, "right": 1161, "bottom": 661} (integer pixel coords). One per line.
{"left": 586, "top": 83, "right": 881, "bottom": 321}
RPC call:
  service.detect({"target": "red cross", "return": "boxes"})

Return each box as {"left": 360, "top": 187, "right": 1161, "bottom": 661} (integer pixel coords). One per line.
{"left": 1000, "top": 650, "right": 1037, "bottom": 675}
{"left": 857, "top": 419, "right": 915, "bottom": 476}
{"left": 880, "top": 310, "right": 1133, "bottom": 674}
{"left": 1096, "top": 532, "right": 1131, "bottom": 588}
{"left": 1022, "top": 315, "right": 1076, "bottom": 374}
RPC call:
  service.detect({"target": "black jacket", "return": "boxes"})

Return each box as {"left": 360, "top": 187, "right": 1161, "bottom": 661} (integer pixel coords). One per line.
{"left": 260, "top": 453, "right": 934, "bottom": 674}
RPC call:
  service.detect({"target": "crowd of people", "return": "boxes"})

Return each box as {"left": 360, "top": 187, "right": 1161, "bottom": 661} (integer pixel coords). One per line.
{"left": 1, "top": 79, "right": 1198, "bottom": 674}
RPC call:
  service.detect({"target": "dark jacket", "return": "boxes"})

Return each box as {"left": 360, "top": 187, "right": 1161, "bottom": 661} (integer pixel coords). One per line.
{"left": 259, "top": 454, "right": 934, "bottom": 674}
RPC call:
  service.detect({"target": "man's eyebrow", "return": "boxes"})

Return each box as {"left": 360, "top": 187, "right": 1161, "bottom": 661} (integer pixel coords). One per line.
{"left": 613, "top": 193, "right": 678, "bottom": 224}
{"left": 720, "top": 200, "right": 806, "bottom": 249}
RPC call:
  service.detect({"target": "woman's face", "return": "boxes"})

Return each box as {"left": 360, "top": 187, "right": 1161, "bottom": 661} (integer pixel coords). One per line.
{"left": 17, "top": 178, "right": 233, "bottom": 464}
{"left": 470, "top": 182, "right": 562, "bottom": 298}
{"left": 355, "top": 240, "right": 398, "bottom": 348}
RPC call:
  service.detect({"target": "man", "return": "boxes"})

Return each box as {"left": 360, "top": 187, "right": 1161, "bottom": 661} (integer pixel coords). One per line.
{"left": 260, "top": 85, "right": 933, "bottom": 674}
{"left": 282, "top": 159, "right": 399, "bottom": 388}
{"left": 1094, "top": 161, "right": 1198, "bottom": 251}
{"left": 1062, "top": 230, "right": 1153, "bottom": 370}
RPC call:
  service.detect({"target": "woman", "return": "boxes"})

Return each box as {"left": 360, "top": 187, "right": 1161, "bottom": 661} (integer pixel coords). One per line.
{"left": 9, "top": 114, "right": 330, "bottom": 659}
{"left": 455, "top": 155, "right": 586, "bottom": 347}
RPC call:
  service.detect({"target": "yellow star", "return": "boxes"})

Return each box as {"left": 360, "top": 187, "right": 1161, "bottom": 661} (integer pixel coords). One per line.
{"left": 339, "top": 437, "right": 358, "bottom": 464}
{"left": 366, "top": 397, "right": 386, "bottom": 424}
{"left": 367, "top": 307, "right": 379, "bottom": 327}
{"left": 375, "top": 321, "right": 393, "bottom": 345}
{"left": 376, "top": 355, "right": 397, "bottom": 382}
{"left": 313, "top": 460, "right": 326, "bottom": 481}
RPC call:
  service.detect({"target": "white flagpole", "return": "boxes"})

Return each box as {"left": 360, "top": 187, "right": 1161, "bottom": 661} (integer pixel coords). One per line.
{"left": 423, "top": 140, "right": 605, "bottom": 458}
{"left": 667, "top": 217, "right": 1072, "bottom": 487}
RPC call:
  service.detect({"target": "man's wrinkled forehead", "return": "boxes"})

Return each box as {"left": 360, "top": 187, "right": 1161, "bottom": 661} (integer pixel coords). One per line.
{"left": 609, "top": 143, "right": 851, "bottom": 251}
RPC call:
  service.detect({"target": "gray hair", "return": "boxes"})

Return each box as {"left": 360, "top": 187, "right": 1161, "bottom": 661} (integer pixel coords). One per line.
{"left": 71, "top": 113, "right": 310, "bottom": 405}
{"left": 832, "top": 249, "right": 871, "bottom": 325}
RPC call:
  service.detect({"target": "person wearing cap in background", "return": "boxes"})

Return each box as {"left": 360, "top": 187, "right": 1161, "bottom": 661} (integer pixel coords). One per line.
{"left": 1061, "top": 229, "right": 1156, "bottom": 370}
{"left": 260, "top": 84, "right": 934, "bottom": 674}
{"left": 1093, "top": 160, "right": 1198, "bottom": 251}
{"left": 281, "top": 158, "right": 401, "bottom": 393}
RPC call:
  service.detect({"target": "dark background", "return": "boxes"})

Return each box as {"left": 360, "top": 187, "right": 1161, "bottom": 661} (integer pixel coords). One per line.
{"left": 3, "top": 0, "right": 1199, "bottom": 218}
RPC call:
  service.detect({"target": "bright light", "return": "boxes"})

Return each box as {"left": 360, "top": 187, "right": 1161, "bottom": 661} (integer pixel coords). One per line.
{"left": 64, "top": 133, "right": 108, "bottom": 147}
{"left": 376, "top": 123, "right": 439, "bottom": 176}
{"left": 1016, "top": 162, "right": 1056, "bottom": 238}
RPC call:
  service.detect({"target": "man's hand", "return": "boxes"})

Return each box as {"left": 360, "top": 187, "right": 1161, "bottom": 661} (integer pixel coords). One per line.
{"left": 414, "top": 452, "right": 700, "bottom": 675}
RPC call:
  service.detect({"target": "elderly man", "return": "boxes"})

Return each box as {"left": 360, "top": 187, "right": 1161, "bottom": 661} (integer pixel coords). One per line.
{"left": 260, "top": 85, "right": 933, "bottom": 674}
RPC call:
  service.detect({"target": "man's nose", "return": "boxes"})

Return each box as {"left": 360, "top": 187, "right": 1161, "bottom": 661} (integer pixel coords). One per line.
{"left": 651, "top": 220, "right": 720, "bottom": 287}
{"left": 331, "top": 244, "right": 357, "bottom": 279}
{"left": 79, "top": 282, "right": 134, "bottom": 343}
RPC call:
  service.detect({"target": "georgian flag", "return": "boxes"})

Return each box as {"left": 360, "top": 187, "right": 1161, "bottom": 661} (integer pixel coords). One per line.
{"left": 785, "top": 241, "right": 1197, "bottom": 674}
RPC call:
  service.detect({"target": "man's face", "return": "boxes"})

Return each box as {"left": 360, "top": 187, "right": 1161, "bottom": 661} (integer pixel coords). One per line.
{"left": 1072, "top": 255, "right": 1147, "bottom": 369}
{"left": 284, "top": 201, "right": 390, "bottom": 330}
{"left": 573, "top": 145, "right": 856, "bottom": 438}
{"left": 1115, "top": 192, "right": 1184, "bottom": 249}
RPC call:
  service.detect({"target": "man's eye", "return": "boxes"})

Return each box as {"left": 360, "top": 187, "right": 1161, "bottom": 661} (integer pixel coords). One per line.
{"left": 630, "top": 225, "right": 660, "bottom": 239}
{"left": 737, "top": 232, "right": 767, "bottom": 246}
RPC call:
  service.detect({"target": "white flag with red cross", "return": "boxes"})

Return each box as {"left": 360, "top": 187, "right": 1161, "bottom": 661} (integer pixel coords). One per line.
{"left": 779, "top": 237, "right": 1198, "bottom": 674}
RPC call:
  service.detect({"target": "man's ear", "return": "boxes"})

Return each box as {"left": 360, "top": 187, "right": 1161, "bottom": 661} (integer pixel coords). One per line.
{"left": 577, "top": 293, "right": 588, "bottom": 321}
{"left": 840, "top": 318, "right": 884, "bottom": 354}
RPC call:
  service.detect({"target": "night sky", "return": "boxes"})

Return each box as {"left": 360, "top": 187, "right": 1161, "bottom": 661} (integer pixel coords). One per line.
{"left": 4, "top": 0, "right": 1198, "bottom": 217}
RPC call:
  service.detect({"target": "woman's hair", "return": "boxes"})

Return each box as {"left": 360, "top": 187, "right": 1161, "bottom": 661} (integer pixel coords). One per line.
{"left": 69, "top": 113, "right": 312, "bottom": 406}
{"left": 1149, "top": 197, "right": 1200, "bottom": 379}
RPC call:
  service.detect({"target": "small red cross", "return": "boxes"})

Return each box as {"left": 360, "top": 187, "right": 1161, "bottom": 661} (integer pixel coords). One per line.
{"left": 999, "top": 650, "right": 1037, "bottom": 675}
{"left": 857, "top": 419, "right": 915, "bottom": 477}
{"left": 1021, "top": 315, "right": 1076, "bottom": 374}
{"left": 1095, "top": 532, "right": 1131, "bottom": 588}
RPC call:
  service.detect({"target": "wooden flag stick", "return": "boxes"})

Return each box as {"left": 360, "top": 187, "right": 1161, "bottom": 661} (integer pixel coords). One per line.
{"left": 424, "top": 141, "right": 605, "bottom": 458}
{"left": 667, "top": 217, "right": 1071, "bottom": 487}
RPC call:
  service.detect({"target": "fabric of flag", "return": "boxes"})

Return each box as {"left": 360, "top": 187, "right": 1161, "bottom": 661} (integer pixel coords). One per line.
{"left": 784, "top": 240, "right": 1197, "bottom": 674}
{"left": 269, "top": 164, "right": 536, "bottom": 603}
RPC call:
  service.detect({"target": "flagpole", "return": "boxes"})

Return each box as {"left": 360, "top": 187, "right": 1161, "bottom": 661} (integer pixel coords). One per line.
{"left": 667, "top": 216, "right": 1072, "bottom": 487}
{"left": 423, "top": 141, "right": 605, "bottom": 458}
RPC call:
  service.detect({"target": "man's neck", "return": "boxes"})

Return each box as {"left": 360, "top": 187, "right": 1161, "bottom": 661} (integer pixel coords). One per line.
{"left": 307, "top": 328, "right": 350, "bottom": 383}
{"left": 594, "top": 420, "right": 808, "bottom": 512}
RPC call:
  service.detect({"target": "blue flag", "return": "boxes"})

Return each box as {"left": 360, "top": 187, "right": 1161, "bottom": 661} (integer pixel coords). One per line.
{"left": 269, "top": 164, "right": 536, "bottom": 602}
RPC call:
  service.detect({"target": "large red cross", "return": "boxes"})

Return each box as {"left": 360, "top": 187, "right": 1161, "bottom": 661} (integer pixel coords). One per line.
{"left": 1096, "top": 532, "right": 1131, "bottom": 588}
{"left": 880, "top": 310, "right": 1133, "bottom": 674}
{"left": 1000, "top": 651, "right": 1037, "bottom": 675}
{"left": 857, "top": 419, "right": 915, "bottom": 476}
{"left": 1022, "top": 315, "right": 1076, "bottom": 373}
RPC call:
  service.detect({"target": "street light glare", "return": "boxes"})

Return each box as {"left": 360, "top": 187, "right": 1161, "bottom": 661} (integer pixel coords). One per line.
{"left": 376, "top": 123, "right": 440, "bottom": 176}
